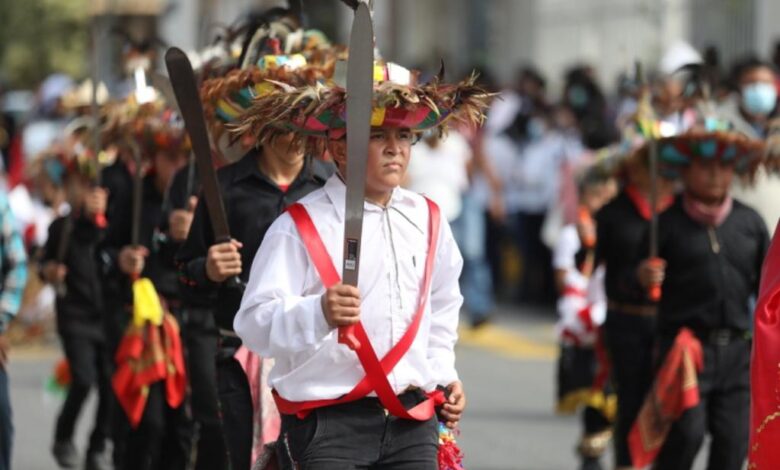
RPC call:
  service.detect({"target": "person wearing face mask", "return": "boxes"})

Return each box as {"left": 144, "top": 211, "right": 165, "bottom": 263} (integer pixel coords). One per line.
{"left": 721, "top": 58, "right": 780, "bottom": 231}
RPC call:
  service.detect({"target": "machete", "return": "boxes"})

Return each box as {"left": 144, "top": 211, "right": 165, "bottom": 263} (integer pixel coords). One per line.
{"left": 165, "top": 47, "right": 243, "bottom": 290}
{"left": 636, "top": 61, "right": 662, "bottom": 301}
{"left": 340, "top": 0, "right": 374, "bottom": 350}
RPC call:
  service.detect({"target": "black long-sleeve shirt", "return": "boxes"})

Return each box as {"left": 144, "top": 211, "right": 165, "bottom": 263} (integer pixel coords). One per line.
{"left": 43, "top": 214, "right": 104, "bottom": 339}
{"left": 654, "top": 197, "right": 769, "bottom": 336}
{"left": 595, "top": 189, "right": 657, "bottom": 307}
{"left": 176, "top": 150, "right": 333, "bottom": 331}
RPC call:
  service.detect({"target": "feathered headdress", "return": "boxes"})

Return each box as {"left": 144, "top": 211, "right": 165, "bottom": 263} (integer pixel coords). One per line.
{"left": 230, "top": 61, "right": 492, "bottom": 146}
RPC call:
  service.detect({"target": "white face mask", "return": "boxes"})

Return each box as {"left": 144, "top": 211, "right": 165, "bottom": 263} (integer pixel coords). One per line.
{"left": 741, "top": 82, "right": 778, "bottom": 116}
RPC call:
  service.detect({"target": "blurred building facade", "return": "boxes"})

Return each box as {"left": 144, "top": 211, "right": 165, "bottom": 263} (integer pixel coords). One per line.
{"left": 91, "top": 0, "right": 780, "bottom": 93}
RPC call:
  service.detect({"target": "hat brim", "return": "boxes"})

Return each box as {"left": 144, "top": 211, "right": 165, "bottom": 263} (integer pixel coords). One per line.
{"left": 230, "top": 73, "right": 492, "bottom": 145}
{"left": 657, "top": 131, "right": 765, "bottom": 176}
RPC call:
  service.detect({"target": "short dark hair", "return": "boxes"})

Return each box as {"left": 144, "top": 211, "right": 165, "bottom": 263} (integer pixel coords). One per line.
{"left": 731, "top": 56, "right": 776, "bottom": 84}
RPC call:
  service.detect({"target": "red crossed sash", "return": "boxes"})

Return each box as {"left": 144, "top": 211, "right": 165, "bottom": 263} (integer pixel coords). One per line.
{"left": 274, "top": 198, "right": 444, "bottom": 420}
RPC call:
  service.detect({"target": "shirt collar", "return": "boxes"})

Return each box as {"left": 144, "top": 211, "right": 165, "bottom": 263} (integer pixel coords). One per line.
{"left": 323, "top": 174, "right": 417, "bottom": 223}
{"left": 232, "top": 150, "right": 329, "bottom": 187}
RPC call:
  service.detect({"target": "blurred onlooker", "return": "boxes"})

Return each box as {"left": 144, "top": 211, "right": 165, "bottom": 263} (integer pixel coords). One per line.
{"left": 0, "top": 190, "right": 29, "bottom": 470}
{"left": 485, "top": 66, "right": 548, "bottom": 138}
{"left": 486, "top": 104, "right": 585, "bottom": 305}
{"left": 0, "top": 84, "right": 19, "bottom": 178}
{"left": 563, "top": 65, "right": 617, "bottom": 149}
{"left": 22, "top": 74, "right": 74, "bottom": 166}
{"left": 407, "top": 121, "right": 501, "bottom": 327}
{"left": 721, "top": 58, "right": 778, "bottom": 138}
{"left": 406, "top": 129, "right": 471, "bottom": 222}
{"left": 721, "top": 58, "right": 780, "bottom": 230}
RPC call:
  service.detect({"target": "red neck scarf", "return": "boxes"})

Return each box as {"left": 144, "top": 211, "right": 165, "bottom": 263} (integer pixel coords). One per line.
{"left": 682, "top": 193, "right": 733, "bottom": 227}
{"left": 624, "top": 185, "right": 674, "bottom": 221}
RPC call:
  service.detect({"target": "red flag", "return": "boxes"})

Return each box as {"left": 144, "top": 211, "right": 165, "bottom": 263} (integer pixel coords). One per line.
{"left": 749, "top": 221, "right": 780, "bottom": 468}
{"left": 628, "top": 328, "right": 703, "bottom": 468}
{"left": 112, "top": 314, "right": 186, "bottom": 428}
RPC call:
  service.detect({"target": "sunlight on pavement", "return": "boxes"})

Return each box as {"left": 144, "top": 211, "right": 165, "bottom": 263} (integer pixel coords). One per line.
{"left": 458, "top": 324, "right": 557, "bottom": 361}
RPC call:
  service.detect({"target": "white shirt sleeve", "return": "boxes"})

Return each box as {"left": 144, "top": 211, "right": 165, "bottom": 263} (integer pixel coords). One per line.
{"left": 426, "top": 218, "right": 463, "bottom": 386}
{"left": 552, "top": 224, "right": 581, "bottom": 271}
{"left": 234, "top": 216, "right": 333, "bottom": 358}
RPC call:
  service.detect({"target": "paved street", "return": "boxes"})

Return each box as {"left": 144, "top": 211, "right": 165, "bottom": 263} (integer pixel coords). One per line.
{"left": 9, "top": 306, "right": 711, "bottom": 470}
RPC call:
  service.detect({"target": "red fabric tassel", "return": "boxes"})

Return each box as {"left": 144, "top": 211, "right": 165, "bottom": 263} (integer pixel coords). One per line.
{"left": 438, "top": 438, "right": 464, "bottom": 470}
{"left": 749, "top": 221, "right": 780, "bottom": 468}
{"left": 628, "top": 327, "right": 703, "bottom": 468}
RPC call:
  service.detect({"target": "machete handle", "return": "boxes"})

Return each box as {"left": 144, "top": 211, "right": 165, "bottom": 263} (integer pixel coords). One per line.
{"left": 225, "top": 276, "right": 244, "bottom": 291}
{"left": 339, "top": 326, "right": 361, "bottom": 350}
{"left": 647, "top": 257, "right": 664, "bottom": 302}
{"left": 94, "top": 211, "right": 107, "bottom": 229}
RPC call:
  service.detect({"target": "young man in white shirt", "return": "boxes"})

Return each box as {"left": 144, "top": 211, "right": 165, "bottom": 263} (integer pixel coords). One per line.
{"left": 232, "top": 61, "right": 490, "bottom": 469}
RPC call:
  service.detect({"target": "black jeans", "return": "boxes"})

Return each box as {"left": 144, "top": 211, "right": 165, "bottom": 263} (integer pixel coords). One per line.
{"left": 277, "top": 391, "right": 439, "bottom": 470}
{"left": 118, "top": 382, "right": 191, "bottom": 470}
{"left": 0, "top": 367, "right": 12, "bottom": 470}
{"left": 603, "top": 311, "right": 656, "bottom": 467}
{"left": 55, "top": 333, "right": 112, "bottom": 454}
{"left": 217, "top": 347, "right": 253, "bottom": 470}
{"left": 181, "top": 310, "right": 228, "bottom": 470}
{"left": 653, "top": 337, "right": 750, "bottom": 470}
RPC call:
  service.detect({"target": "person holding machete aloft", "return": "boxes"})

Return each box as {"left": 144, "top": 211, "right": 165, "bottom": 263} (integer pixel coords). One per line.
{"left": 173, "top": 39, "right": 335, "bottom": 470}
{"left": 168, "top": 10, "right": 337, "bottom": 468}
{"left": 231, "top": 3, "right": 491, "bottom": 467}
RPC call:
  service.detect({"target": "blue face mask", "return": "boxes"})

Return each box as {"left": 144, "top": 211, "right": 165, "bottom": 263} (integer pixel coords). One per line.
{"left": 741, "top": 82, "right": 777, "bottom": 116}
{"left": 526, "top": 117, "right": 546, "bottom": 140}
{"left": 567, "top": 85, "right": 589, "bottom": 109}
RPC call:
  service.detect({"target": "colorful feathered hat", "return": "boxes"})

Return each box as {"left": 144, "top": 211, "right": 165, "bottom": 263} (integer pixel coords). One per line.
{"left": 656, "top": 116, "right": 766, "bottom": 177}
{"left": 230, "top": 60, "right": 492, "bottom": 145}
{"left": 199, "top": 9, "right": 341, "bottom": 141}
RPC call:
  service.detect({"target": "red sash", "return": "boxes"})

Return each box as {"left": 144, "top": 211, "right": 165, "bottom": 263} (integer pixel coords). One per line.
{"left": 274, "top": 198, "right": 444, "bottom": 420}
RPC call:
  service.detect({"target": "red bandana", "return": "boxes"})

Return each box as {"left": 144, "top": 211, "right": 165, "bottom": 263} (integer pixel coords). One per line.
{"left": 625, "top": 185, "right": 674, "bottom": 221}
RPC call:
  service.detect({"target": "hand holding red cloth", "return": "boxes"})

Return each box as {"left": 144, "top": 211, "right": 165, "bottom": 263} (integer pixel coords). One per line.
{"left": 628, "top": 328, "right": 703, "bottom": 468}
{"left": 749, "top": 221, "right": 780, "bottom": 468}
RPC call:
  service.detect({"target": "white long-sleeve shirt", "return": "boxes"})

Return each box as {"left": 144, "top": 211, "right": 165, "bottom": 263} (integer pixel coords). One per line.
{"left": 234, "top": 175, "right": 463, "bottom": 402}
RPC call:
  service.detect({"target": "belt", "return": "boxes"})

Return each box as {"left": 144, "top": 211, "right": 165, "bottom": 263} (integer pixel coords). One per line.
{"left": 607, "top": 301, "right": 657, "bottom": 317}
{"left": 695, "top": 328, "right": 750, "bottom": 346}
{"left": 219, "top": 328, "right": 239, "bottom": 338}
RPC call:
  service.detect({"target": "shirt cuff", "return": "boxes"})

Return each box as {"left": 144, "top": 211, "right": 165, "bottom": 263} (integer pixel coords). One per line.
{"left": 309, "top": 294, "right": 333, "bottom": 341}
{"left": 188, "top": 258, "right": 219, "bottom": 288}
{"left": 428, "top": 354, "right": 459, "bottom": 387}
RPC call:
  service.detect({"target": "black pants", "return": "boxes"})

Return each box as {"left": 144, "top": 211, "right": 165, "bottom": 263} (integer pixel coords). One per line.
{"left": 182, "top": 311, "right": 228, "bottom": 470}
{"left": 55, "top": 333, "right": 112, "bottom": 455}
{"left": 277, "top": 391, "right": 439, "bottom": 470}
{"left": 217, "top": 346, "right": 253, "bottom": 470}
{"left": 653, "top": 337, "right": 750, "bottom": 470}
{"left": 516, "top": 211, "right": 554, "bottom": 304}
{"left": 117, "top": 382, "right": 191, "bottom": 470}
{"left": 603, "top": 311, "right": 656, "bottom": 467}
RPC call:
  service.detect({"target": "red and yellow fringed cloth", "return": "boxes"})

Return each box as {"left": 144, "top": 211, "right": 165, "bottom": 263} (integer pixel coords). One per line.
{"left": 112, "top": 313, "right": 186, "bottom": 428}
{"left": 748, "top": 221, "right": 780, "bottom": 469}
{"left": 628, "top": 327, "right": 703, "bottom": 468}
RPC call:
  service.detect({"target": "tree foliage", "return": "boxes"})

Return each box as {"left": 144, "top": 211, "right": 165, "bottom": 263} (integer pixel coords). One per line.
{"left": 0, "top": 0, "right": 89, "bottom": 89}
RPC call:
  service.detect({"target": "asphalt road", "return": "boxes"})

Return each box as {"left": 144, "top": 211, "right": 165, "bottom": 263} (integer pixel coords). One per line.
{"left": 8, "top": 306, "right": 714, "bottom": 470}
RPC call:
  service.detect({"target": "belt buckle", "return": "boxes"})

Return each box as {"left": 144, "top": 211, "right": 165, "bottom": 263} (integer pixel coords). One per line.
{"left": 710, "top": 330, "right": 731, "bottom": 346}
